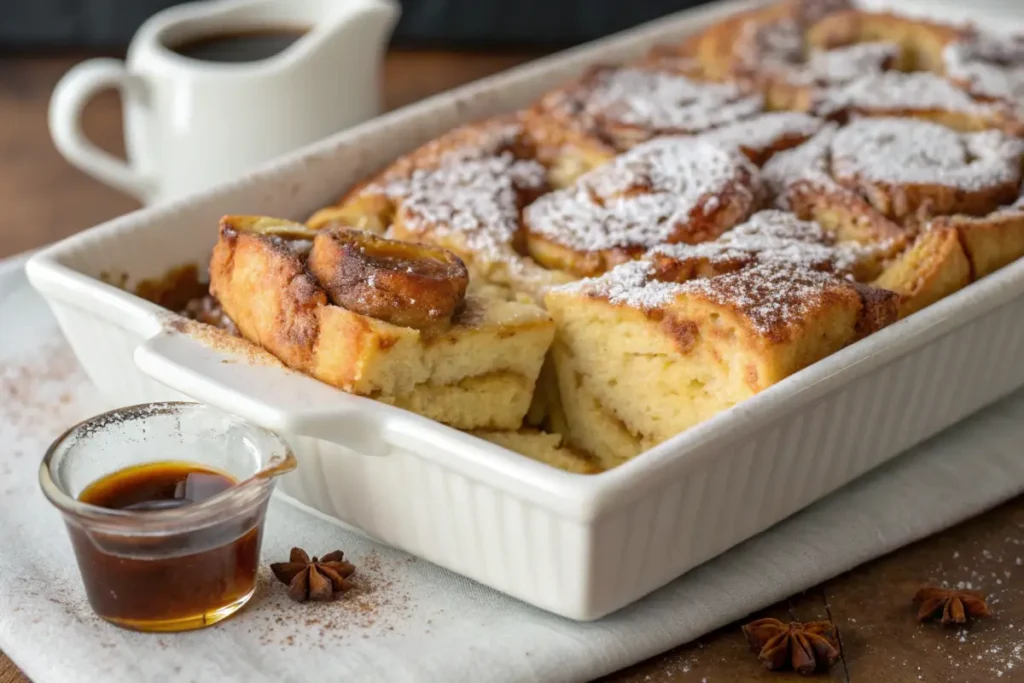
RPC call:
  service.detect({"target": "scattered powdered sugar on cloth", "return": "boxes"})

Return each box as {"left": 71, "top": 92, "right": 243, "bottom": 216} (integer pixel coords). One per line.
{"left": 6, "top": 251, "right": 1024, "bottom": 683}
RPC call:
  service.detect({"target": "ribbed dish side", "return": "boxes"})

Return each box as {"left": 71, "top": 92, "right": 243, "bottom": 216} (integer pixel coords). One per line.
{"left": 584, "top": 295, "right": 1024, "bottom": 618}
{"left": 48, "top": 302, "right": 183, "bottom": 406}
{"left": 276, "top": 437, "right": 593, "bottom": 616}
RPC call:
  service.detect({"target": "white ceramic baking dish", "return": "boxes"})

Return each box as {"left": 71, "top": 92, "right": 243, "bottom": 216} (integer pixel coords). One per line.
{"left": 25, "top": 0, "right": 1024, "bottom": 620}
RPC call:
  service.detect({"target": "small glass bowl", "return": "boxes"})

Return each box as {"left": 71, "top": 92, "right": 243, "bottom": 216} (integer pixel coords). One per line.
{"left": 39, "top": 402, "right": 296, "bottom": 632}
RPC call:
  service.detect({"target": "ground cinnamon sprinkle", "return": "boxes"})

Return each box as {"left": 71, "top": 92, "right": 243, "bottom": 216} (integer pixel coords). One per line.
{"left": 247, "top": 550, "right": 413, "bottom": 650}
{"left": 0, "top": 341, "right": 87, "bottom": 443}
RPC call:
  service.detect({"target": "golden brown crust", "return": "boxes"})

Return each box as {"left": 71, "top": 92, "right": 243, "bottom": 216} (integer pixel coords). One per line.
{"left": 523, "top": 64, "right": 765, "bottom": 153}
{"left": 307, "top": 229, "right": 469, "bottom": 333}
{"left": 520, "top": 92, "right": 617, "bottom": 188}
{"left": 805, "top": 10, "right": 962, "bottom": 73}
{"left": 554, "top": 210, "right": 900, "bottom": 345}
{"left": 307, "top": 115, "right": 537, "bottom": 231}
{"left": 210, "top": 222, "right": 325, "bottom": 372}
{"left": 543, "top": 231, "right": 900, "bottom": 464}
{"left": 664, "top": 0, "right": 1023, "bottom": 134}
{"left": 935, "top": 207, "right": 1024, "bottom": 280}
{"left": 873, "top": 225, "right": 972, "bottom": 318}
{"left": 672, "top": 0, "right": 857, "bottom": 108}
{"left": 851, "top": 281, "right": 902, "bottom": 339}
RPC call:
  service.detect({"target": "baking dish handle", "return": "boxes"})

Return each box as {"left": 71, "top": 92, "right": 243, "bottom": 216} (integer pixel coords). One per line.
{"left": 134, "top": 330, "right": 391, "bottom": 456}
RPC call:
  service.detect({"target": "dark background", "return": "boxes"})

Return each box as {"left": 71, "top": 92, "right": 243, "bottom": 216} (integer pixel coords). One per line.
{"left": 0, "top": 0, "right": 710, "bottom": 50}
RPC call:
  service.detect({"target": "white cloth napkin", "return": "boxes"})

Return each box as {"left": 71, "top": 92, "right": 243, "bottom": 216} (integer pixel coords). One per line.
{"left": 3, "top": 252, "right": 1024, "bottom": 683}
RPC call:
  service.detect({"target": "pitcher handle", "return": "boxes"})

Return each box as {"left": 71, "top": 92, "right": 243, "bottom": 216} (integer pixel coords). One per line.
{"left": 48, "top": 58, "right": 155, "bottom": 202}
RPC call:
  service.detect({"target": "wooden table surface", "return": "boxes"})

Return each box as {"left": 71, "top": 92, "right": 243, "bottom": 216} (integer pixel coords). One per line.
{"left": 2, "top": 50, "right": 1023, "bottom": 683}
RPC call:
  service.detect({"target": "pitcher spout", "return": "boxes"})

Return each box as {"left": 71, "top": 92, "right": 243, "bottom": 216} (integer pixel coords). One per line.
{"left": 314, "top": 0, "right": 400, "bottom": 39}
{"left": 293, "top": 0, "right": 400, "bottom": 116}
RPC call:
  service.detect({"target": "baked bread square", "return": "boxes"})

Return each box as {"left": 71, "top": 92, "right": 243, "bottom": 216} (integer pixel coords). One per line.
{"left": 209, "top": 216, "right": 555, "bottom": 430}
{"left": 544, "top": 211, "right": 899, "bottom": 466}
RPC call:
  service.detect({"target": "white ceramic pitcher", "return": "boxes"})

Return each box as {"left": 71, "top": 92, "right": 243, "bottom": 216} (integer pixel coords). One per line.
{"left": 49, "top": 0, "right": 400, "bottom": 205}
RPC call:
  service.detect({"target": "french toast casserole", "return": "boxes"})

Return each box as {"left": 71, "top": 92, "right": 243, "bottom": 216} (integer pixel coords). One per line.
{"left": 146, "top": 0, "right": 1024, "bottom": 474}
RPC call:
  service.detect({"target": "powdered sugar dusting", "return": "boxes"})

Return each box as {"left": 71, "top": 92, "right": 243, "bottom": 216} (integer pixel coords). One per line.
{"left": 524, "top": 137, "right": 758, "bottom": 252}
{"left": 565, "top": 259, "right": 686, "bottom": 310}
{"left": 797, "top": 42, "right": 899, "bottom": 86}
{"left": 682, "top": 261, "right": 845, "bottom": 334}
{"left": 577, "top": 67, "right": 764, "bottom": 133}
{"left": 698, "top": 112, "right": 824, "bottom": 157}
{"left": 651, "top": 209, "right": 868, "bottom": 275}
{"left": 814, "top": 71, "right": 1005, "bottom": 118}
{"left": 943, "top": 32, "right": 1024, "bottom": 112}
{"left": 556, "top": 209, "right": 869, "bottom": 334}
{"left": 384, "top": 152, "right": 545, "bottom": 263}
{"left": 763, "top": 118, "right": 1024, "bottom": 208}
{"left": 761, "top": 123, "right": 839, "bottom": 200}
{"left": 734, "top": 0, "right": 854, "bottom": 80}
{"left": 384, "top": 119, "right": 528, "bottom": 182}
{"left": 831, "top": 118, "right": 1023, "bottom": 191}
{"left": 562, "top": 256, "right": 849, "bottom": 336}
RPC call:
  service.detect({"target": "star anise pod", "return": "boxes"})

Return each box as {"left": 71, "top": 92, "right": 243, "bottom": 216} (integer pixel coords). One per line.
{"left": 914, "top": 586, "right": 990, "bottom": 625}
{"left": 741, "top": 617, "right": 841, "bottom": 675}
{"left": 270, "top": 547, "right": 356, "bottom": 602}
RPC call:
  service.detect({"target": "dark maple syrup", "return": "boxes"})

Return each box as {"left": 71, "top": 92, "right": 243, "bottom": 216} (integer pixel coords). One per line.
{"left": 169, "top": 28, "right": 308, "bottom": 63}
{"left": 80, "top": 460, "right": 234, "bottom": 510}
{"left": 69, "top": 461, "right": 265, "bottom": 631}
